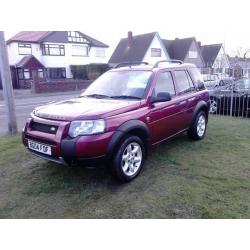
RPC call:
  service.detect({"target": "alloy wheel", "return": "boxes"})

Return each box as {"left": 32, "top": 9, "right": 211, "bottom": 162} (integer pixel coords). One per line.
{"left": 121, "top": 142, "right": 142, "bottom": 176}
{"left": 197, "top": 115, "right": 206, "bottom": 137}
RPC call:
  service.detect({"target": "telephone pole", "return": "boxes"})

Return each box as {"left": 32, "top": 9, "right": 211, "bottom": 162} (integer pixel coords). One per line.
{"left": 0, "top": 31, "right": 17, "bottom": 134}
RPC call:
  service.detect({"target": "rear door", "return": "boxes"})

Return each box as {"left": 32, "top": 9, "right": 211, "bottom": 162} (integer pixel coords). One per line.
{"left": 172, "top": 70, "right": 199, "bottom": 129}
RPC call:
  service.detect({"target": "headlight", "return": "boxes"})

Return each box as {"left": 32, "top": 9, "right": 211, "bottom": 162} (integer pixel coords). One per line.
{"left": 68, "top": 119, "right": 105, "bottom": 138}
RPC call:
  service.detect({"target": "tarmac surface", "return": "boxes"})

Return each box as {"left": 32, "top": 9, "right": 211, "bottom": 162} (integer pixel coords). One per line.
{"left": 0, "top": 90, "right": 81, "bottom": 134}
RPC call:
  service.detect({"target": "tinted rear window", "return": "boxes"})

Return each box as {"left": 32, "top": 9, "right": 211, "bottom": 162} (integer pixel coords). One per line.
{"left": 188, "top": 67, "right": 203, "bottom": 86}
{"left": 174, "top": 70, "right": 192, "bottom": 94}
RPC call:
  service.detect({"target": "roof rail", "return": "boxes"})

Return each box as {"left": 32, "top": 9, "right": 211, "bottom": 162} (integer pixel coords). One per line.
{"left": 114, "top": 61, "right": 149, "bottom": 68}
{"left": 153, "top": 60, "right": 184, "bottom": 68}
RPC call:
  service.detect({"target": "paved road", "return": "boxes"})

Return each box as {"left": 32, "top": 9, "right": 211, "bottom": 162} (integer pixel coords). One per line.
{"left": 0, "top": 92, "right": 79, "bottom": 134}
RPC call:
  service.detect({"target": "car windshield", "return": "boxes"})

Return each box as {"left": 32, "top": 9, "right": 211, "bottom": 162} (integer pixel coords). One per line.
{"left": 80, "top": 70, "right": 152, "bottom": 100}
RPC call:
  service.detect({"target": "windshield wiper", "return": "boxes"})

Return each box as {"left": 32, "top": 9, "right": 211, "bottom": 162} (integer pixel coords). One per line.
{"left": 110, "top": 95, "right": 141, "bottom": 100}
{"left": 79, "top": 94, "right": 111, "bottom": 99}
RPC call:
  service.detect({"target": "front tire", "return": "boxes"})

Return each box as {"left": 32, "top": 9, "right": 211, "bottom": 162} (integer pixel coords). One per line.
{"left": 188, "top": 111, "right": 207, "bottom": 140}
{"left": 111, "top": 135, "right": 145, "bottom": 182}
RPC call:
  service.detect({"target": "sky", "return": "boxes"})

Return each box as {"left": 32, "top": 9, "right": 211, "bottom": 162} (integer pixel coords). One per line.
{"left": 2, "top": 0, "right": 250, "bottom": 58}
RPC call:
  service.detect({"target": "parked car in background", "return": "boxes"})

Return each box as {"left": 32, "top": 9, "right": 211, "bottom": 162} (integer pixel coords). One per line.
{"left": 209, "top": 78, "right": 250, "bottom": 117}
{"left": 202, "top": 74, "right": 220, "bottom": 88}
{"left": 22, "top": 60, "right": 210, "bottom": 182}
{"left": 203, "top": 74, "right": 233, "bottom": 89}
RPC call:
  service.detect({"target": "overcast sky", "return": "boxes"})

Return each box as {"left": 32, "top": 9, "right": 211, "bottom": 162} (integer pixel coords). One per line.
{"left": 2, "top": 0, "right": 250, "bottom": 58}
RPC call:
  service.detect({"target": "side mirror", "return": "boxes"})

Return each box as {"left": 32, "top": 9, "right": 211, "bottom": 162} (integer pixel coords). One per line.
{"left": 151, "top": 92, "right": 171, "bottom": 103}
{"left": 197, "top": 82, "right": 205, "bottom": 90}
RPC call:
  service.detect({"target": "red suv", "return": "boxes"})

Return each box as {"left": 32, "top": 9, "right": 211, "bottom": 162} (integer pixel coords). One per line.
{"left": 22, "top": 60, "right": 210, "bottom": 182}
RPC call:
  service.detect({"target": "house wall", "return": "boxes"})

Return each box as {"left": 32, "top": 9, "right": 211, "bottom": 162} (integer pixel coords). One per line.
{"left": 7, "top": 42, "right": 108, "bottom": 78}
{"left": 183, "top": 40, "right": 204, "bottom": 68}
{"left": 143, "top": 34, "right": 169, "bottom": 64}
{"left": 212, "top": 46, "right": 230, "bottom": 74}
{"left": 7, "top": 42, "right": 41, "bottom": 65}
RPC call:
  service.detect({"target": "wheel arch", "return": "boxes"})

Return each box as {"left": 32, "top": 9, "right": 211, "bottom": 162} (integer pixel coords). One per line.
{"left": 191, "top": 101, "right": 209, "bottom": 127}
{"left": 107, "top": 120, "right": 150, "bottom": 158}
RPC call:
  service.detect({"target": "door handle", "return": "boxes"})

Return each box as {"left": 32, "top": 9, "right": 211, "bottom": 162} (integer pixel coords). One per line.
{"left": 188, "top": 97, "right": 196, "bottom": 102}
{"left": 176, "top": 100, "right": 187, "bottom": 105}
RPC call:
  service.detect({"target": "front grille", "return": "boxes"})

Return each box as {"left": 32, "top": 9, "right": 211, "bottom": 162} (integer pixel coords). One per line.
{"left": 31, "top": 121, "right": 58, "bottom": 134}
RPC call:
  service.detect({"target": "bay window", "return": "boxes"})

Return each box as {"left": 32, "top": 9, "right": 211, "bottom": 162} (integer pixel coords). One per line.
{"left": 42, "top": 44, "right": 65, "bottom": 56}
{"left": 45, "top": 68, "right": 66, "bottom": 79}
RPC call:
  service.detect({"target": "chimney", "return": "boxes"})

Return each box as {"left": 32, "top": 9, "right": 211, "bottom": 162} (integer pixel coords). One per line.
{"left": 197, "top": 41, "right": 201, "bottom": 48}
{"left": 128, "top": 31, "right": 133, "bottom": 47}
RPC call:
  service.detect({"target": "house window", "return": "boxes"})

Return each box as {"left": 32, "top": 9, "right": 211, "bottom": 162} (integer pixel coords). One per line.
{"left": 72, "top": 45, "right": 88, "bottom": 56}
{"left": 95, "top": 48, "right": 105, "bottom": 57}
{"left": 151, "top": 48, "right": 162, "bottom": 57}
{"left": 17, "top": 69, "right": 31, "bottom": 80}
{"left": 18, "top": 43, "right": 32, "bottom": 55}
{"left": 18, "top": 69, "right": 24, "bottom": 79}
{"left": 42, "top": 44, "right": 65, "bottom": 56}
{"left": 67, "top": 31, "right": 89, "bottom": 43}
{"left": 17, "top": 69, "right": 44, "bottom": 80}
{"left": 38, "top": 69, "right": 44, "bottom": 79}
{"left": 188, "top": 51, "right": 197, "bottom": 58}
{"left": 45, "top": 68, "right": 66, "bottom": 79}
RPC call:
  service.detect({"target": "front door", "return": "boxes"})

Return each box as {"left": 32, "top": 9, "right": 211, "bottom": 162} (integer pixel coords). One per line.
{"left": 10, "top": 66, "right": 19, "bottom": 89}
{"left": 148, "top": 71, "right": 183, "bottom": 144}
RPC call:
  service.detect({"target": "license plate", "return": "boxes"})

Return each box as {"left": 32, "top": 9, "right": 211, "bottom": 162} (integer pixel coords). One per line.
{"left": 28, "top": 140, "right": 52, "bottom": 155}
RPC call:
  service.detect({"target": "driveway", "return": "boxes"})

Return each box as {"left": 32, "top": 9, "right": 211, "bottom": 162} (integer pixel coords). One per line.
{"left": 0, "top": 91, "right": 80, "bottom": 134}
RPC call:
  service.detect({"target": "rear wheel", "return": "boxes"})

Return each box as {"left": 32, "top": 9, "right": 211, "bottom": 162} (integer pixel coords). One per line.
{"left": 188, "top": 111, "right": 207, "bottom": 140}
{"left": 111, "top": 135, "right": 145, "bottom": 182}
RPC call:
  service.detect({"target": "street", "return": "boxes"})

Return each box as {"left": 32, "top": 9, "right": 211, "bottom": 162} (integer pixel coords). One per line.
{"left": 0, "top": 92, "right": 79, "bottom": 134}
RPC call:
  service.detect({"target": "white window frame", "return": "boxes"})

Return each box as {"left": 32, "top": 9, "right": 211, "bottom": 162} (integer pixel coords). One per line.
{"left": 18, "top": 43, "right": 32, "bottom": 55}
{"left": 72, "top": 44, "right": 89, "bottom": 57}
{"left": 188, "top": 50, "right": 198, "bottom": 59}
{"left": 151, "top": 48, "right": 162, "bottom": 57}
{"left": 95, "top": 48, "right": 105, "bottom": 57}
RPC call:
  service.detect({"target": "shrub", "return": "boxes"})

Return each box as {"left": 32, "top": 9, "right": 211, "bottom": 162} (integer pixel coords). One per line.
{"left": 87, "top": 63, "right": 111, "bottom": 80}
{"left": 70, "top": 63, "right": 111, "bottom": 80}
{"left": 70, "top": 65, "right": 88, "bottom": 80}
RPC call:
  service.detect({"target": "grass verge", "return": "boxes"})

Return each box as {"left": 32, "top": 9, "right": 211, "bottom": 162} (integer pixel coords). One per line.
{"left": 0, "top": 116, "right": 249, "bottom": 218}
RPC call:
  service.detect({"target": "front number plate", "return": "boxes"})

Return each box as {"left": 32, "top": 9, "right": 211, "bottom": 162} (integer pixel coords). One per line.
{"left": 28, "top": 140, "right": 52, "bottom": 156}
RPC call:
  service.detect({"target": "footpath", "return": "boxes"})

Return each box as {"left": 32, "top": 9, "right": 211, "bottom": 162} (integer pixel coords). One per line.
{"left": 0, "top": 89, "right": 81, "bottom": 101}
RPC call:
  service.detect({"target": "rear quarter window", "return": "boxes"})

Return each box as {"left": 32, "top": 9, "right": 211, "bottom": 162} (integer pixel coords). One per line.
{"left": 188, "top": 67, "right": 204, "bottom": 87}
{"left": 173, "top": 70, "right": 192, "bottom": 94}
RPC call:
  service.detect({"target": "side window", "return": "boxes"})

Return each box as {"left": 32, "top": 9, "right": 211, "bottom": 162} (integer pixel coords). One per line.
{"left": 154, "top": 72, "right": 176, "bottom": 97}
{"left": 188, "top": 67, "right": 204, "bottom": 87}
{"left": 174, "top": 70, "right": 192, "bottom": 94}
{"left": 186, "top": 72, "right": 196, "bottom": 91}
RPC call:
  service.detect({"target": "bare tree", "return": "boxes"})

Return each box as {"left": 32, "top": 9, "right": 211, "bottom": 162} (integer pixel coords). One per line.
{"left": 235, "top": 47, "right": 250, "bottom": 59}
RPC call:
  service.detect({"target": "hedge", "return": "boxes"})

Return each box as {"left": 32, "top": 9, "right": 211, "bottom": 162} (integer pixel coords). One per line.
{"left": 70, "top": 63, "right": 111, "bottom": 80}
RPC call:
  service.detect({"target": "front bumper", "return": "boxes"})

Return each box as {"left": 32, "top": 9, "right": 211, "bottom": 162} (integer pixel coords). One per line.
{"left": 22, "top": 115, "right": 113, "bottom": 165}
